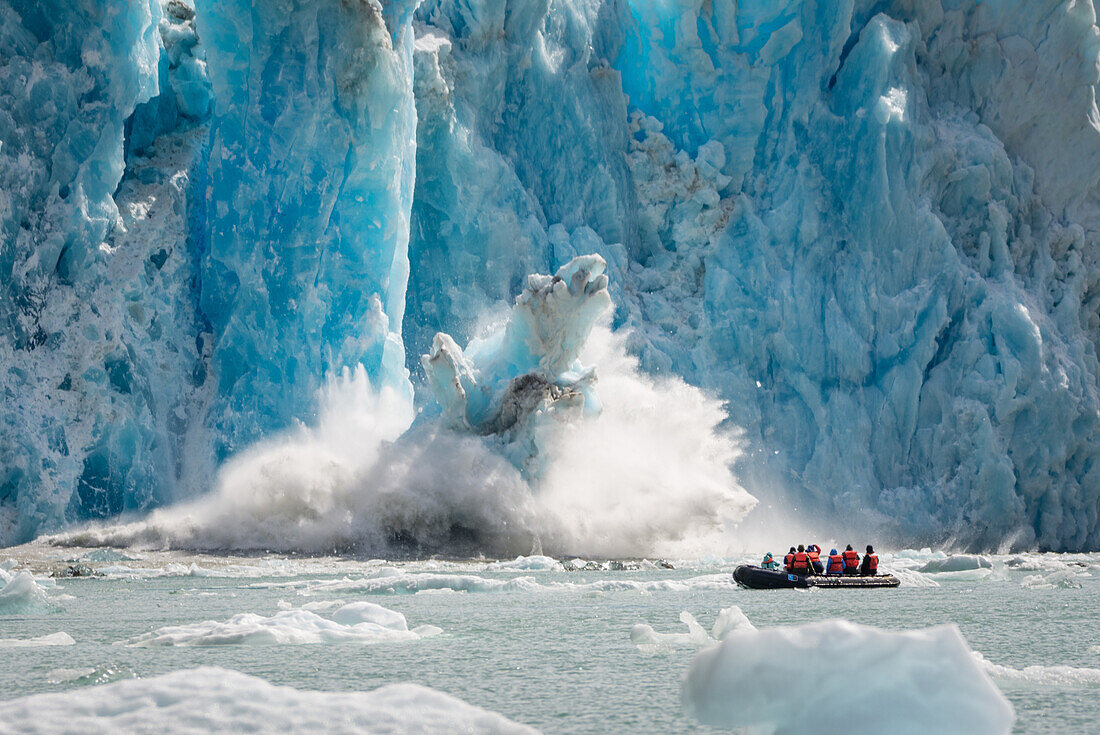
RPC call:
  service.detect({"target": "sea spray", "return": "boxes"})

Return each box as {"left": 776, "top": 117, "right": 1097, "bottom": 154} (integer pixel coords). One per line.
{"left": 49, "top": 258, "right": 754, "bottom": 557}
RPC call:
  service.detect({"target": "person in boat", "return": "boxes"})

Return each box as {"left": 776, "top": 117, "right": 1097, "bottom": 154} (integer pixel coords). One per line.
{"left": 789, "top": 544, "right": 816, "bottom": 576}
{"left": 861, "top": 545, "right": 879, "bottom": 576}
{"left": 841, "top": 544, "right": 861, "bottom": 575}
{"left": 761, "top": 553, "right": 781, "bottom": 570}
{"left": 826, "top": 548, "right": 844, "bottom": 575}
{"left": 783, "top": 547, "right": 796, "bottom": 571}
{"left": 806, "top": 544, "right": 824, "bottom": 574}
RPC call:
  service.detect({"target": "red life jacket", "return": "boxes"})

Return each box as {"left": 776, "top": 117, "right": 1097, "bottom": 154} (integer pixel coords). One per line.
{"left": 842, "top": 549, "right": 860, "bottom": 569}
{"left": 783, "top": 553, "right": 794, "bottom": 569}
{"left": 827, "top": 554, "right": 844, "bottom": 573}
{"left": 866, "top": 554, "right": 878, "bottom": 572}
{"left": 808, "top": 549, "right": 821, "bottom": 563}
{"left": 790, "top": 552, "right": 810, "bottom": 572}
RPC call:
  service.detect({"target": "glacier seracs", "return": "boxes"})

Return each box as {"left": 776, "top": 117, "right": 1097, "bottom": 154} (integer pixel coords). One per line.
{"left": 3, "top": 0, "right": 1100, "bottom": 551}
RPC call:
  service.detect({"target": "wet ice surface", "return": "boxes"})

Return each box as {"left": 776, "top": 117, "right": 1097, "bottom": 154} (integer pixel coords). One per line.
{"left": 1, "top": 544, "right": 1099, "bottom": 734}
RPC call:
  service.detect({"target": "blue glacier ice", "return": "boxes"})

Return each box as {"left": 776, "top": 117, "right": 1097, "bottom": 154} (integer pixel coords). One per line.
{"left": 3, "top": 0, "right": 1100, "bottom": 551}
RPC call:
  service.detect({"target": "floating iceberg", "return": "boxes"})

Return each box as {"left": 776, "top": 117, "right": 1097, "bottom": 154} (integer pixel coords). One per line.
{"left": 0, "top": 666, "right": 538, "bottom": 735}
{"left": 683, "top": 620, "right": 1014, "bottom": 734}
{"left": 0, "top": 631, "right": 75, "bottom": 648}
{"left": 0, "top": 571, "right": 54, "bottom": 613}
{"left": 123, "top": 601, "right": 439, "bottom": 646}
{"left": 631, "top": 605, "right": 754, "bottom": 651}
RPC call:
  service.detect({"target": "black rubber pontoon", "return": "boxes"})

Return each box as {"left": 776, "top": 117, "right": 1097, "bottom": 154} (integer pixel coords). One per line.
{"left": 733, "top": 565, "right": 900, "bottom": 589}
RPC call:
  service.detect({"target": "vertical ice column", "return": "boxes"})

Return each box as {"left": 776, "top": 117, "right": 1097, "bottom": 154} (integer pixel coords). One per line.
{"left": 0, "top": 0, "right": 164, "bottom": 542}
{"left": 194, "top": 0, "right": 420, "bottom": 456}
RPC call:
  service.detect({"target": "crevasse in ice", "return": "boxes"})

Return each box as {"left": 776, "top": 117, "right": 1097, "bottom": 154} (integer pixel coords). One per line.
{"left": 3, "top": 0, "right": 1100, "bottom": 551}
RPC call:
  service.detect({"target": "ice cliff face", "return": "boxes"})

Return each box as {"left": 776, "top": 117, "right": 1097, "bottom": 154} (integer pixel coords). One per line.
{"left": 3, "top": 0, "right": 1100, "bottom": 551}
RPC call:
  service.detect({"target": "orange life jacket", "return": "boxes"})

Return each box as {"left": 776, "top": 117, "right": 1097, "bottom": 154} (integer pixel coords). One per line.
{"left": 783, "top": 553, "right": 794, "bottom": 569}
{"left": 808, "top": 549, "right": 821, "bottom": 562}
{"left": 842, "top": 549, "right": 860, "bottom": 569}
{"left": 865, "top": 553, "right": 878, "bottom": 572}
{"left": 827, "top": 554, "right": 844, "bottom": 573}
{"left": 790, "top": 552, "right": 810, "bottom": 572}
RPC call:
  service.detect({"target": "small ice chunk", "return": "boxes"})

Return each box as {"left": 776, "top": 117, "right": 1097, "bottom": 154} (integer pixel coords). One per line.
{"left": 975, "top": 653, "right": 1100, "bottom": 686}
{"left": 0, "top": 572, "right": 54, "bottom": 612}
{"left": 46, "top": 668, "right": 97, "bottom": 684}
{"left": 123, "top": 603, "right": 435, "bottom": 646}
{"left": 486, "top": 556, "right": 562, "bottom": 571}
{"left": 632, "top": 606, "right": 753, "bottom": 651}
{"left": 711, "top": 605, "right": 755, "bottom": 641}
{"left": 0, "top": 632, "right": 75, "bottom": 648}
{"left": 918, "top": 555, "right": 993, "bottom": 573}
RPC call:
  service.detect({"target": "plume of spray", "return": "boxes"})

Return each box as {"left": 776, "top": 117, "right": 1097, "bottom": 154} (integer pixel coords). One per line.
{"left": 51, "top": 256, "right": 755, "bottom": 557}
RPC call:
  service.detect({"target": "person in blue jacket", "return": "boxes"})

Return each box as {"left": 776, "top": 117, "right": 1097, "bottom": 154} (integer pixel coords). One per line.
{"left": 826, "top": 548, "right": 844, "bottom": 574}
{"left": 761, "top": 552, "right": 781, "bottom": 570}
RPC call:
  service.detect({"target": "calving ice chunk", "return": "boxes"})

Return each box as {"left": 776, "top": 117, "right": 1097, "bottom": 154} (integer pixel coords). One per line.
{"left": 423, "top": 255, "right": 612, "bottom": 474}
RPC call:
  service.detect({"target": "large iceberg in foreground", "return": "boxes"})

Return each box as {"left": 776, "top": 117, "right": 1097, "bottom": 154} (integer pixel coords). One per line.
{"left": 0, "top": 666, "right": 538, "bottom": 734}
{"left": 683, "top": 620, "right": 1014, "bottom": 735}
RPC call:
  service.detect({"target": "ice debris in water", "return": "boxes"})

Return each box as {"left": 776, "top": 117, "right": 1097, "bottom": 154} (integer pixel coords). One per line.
{"left": 974, "top": 653, "right": 1100, "bottom": 687}
{"left": 918, "top": 555, "right": 994, "bottom": 573}
{"left": 485, "top": 556, "right": 562, "bottom": 572}
{"left": 683, "top": 620, "right": 1014, "bottom": 735}
{"left": 0, "top": 571, "right": 55, "bottom": 613}
{"left": 1020, "top": 570, "right": 1083, "bottom": 589}
{"left": 0, "top": 632, "right": 75, "bottom": 648}
{"left": 123, "top": 601, "right": 440, "bottom": 646}
{"left": 631, "top": 606, "right": 754, "bottom": 651}
{"left": 0, "top": 667, "right": 538, "bottom": 735}
{"left": 423, "top": 255, "right": 612, "bottom": 476}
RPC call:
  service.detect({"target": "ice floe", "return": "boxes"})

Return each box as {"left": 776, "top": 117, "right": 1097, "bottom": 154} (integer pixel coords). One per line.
{"left": 0, "top": 632, "right": 75, "bottom": 648}
{"left": 1020, "top": 570, "right": 1083, "bottom": 589}
{"left": 123, "top": 602, "right": 440, "bottom": 647}
{"left": 917, "top": 555, "right": 993, "bottom": 573}
{"left": 975, "top": 654, "right": 1100, "bottom": 687}
{"left": 0, "top": 667, "right": 537, "bottom": 734}
{"left": 683, "top": 620, "right": 1013, "bottom": 734}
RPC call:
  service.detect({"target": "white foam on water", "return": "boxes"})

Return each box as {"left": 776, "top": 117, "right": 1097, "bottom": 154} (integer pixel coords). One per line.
{"left": 683, "top": 620, "right": 1014, "bottom": 735}
{"left": 0, "top": 667, "right": 537, "bottom": 734}
{"left": 122, "top": 602, "right": 440, "bottom": 647}
{"left": 0, "top": 632, "right": 75, "bottom": 648}
{"left": 891, "top": 568, "right": 940, "bottom": 587}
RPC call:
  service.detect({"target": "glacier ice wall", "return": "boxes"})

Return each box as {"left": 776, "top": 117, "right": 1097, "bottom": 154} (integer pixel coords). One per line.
{"left": 405, "top": 0, "right": 1100, "bottom": 550}
{"left": 194, "top": 0, "right": 420, "bottom": 455}
{"left": 4, "top": 0, "right": 1100, "bottom": 551}
{"left": 0, "top": 0, "right": 421, "bottom": 544}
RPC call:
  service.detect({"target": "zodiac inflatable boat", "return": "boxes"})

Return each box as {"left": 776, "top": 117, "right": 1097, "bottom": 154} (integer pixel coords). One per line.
{"left": 733, "top": 565, "right": 900, "bottom": 589}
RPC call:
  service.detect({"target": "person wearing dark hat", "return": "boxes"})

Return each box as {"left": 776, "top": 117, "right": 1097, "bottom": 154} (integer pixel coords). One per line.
{"left": 860, "top": 545, "right": 879, "bottom": 576}
{"left": 783, "top": 547, "right": 796, "bottom": 571}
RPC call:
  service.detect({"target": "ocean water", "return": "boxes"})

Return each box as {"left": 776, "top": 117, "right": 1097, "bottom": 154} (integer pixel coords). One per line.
{"left": 0, "top": 545, "right": 1098, "bottom": 733}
